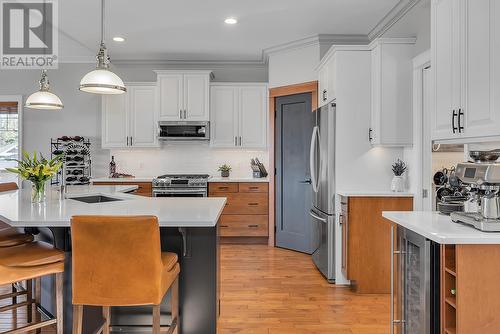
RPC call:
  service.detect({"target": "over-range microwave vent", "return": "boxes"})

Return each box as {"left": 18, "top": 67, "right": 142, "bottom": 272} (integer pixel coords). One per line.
{"left": 158, "top": 121, "right": 210, "bottom": 141}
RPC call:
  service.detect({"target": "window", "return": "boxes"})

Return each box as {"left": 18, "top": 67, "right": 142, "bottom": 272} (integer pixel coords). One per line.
{"left": 0, "top": 101, "right": 20, "bottom": 183}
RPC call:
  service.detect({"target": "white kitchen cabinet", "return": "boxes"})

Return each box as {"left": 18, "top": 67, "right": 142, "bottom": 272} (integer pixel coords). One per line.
{"left": 369, "top": 38, "right": 415, "bottom": 146}
{"left": 156, "top": 70, "right": 211, "bottom": 121}
{"left": 431, "top": 0, "right": 500, "bottom": 141}
{"left": 210, "top": 83, "right": 268, "bottom": 148}
{"left": 102, "top": 83, "right": 158, "bottom": 149}
{"left": 317, "top": 54, "right": 336, "bottom": 107}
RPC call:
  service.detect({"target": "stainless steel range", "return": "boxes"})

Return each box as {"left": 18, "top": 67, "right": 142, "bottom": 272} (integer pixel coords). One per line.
{"left": 152, "top": 174, "right": 209, "bottom": 197}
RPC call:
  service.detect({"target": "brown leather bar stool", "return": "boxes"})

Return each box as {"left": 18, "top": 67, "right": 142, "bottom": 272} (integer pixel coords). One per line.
{"left": 0, "top": 182, "right": 35, "bottom": 311}
{"left": 71, "top": 215, "right": 180, "bottom": 334}
{"left": 0, "top": 241, "right": 65, "bottom": 333}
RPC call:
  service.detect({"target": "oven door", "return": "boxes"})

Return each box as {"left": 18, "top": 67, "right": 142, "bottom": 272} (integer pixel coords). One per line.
{"left": 152, "top": 188, "right": 207, "bottom": 197}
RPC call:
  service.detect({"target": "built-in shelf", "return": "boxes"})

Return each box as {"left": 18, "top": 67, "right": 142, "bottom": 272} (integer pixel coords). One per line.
{"left": 445, "top": 327, "right": 456, "bottom": 334}
{"left": 445, "top": 267, "right": 457, "bottom": 277}
{"left": 445, "top": 296, "right": 457, "bottom": 308}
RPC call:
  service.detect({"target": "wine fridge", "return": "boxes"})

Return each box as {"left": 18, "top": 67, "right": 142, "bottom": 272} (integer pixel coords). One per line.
{"left": 391, "top": 226, "right": 440, "bottom": 334}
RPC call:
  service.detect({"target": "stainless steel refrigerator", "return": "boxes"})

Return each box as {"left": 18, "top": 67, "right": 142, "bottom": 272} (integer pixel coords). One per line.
{"left": 310, "top": 101, "right": 336, "bottom": 282}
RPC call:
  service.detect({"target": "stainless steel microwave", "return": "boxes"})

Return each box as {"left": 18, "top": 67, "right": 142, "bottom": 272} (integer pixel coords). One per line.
{"left": 158, "top": 121, "right": 210, "bottom": 141}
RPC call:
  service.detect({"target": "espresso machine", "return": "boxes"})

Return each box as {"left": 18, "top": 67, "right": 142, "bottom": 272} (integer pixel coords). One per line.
{"left": 451, "top": 154, "right": 500, "bottom": 232}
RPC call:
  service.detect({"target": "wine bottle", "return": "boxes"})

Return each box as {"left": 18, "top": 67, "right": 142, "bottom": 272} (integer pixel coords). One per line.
{"left": 109, "top": 156, "right": 116, "bottom": 177}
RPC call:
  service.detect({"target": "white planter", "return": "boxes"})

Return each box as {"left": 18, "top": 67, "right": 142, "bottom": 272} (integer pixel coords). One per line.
{"left": 391, "top": 176, "right": 406, "bottom": 192}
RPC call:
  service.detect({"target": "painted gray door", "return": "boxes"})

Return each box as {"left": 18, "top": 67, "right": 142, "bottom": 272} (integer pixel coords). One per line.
{"left": 275, "top": 93, "right": 315, "bottom": 254}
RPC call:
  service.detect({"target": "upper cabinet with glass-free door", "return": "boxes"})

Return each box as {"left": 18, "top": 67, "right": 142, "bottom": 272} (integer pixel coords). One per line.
{"left": 102, "top": 83, "right": 158, "bottom": 149}
{"left": 156, "top": 70, "right": 212, "bottom": 121}
{"left": 210, "top": 83, "right": 268, "bottom": 149}
{"left": 432, "top": 0, "right": 500, "bottom": 141}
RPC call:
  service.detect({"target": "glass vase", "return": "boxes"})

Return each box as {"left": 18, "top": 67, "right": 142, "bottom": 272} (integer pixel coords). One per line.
{"left": 31, "top": 181, "right": 46, "bottom": 203}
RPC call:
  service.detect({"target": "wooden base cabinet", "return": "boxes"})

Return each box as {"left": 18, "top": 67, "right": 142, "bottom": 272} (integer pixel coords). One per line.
{"left": 209, "top": 182, "right": 269, "bottom": 241}
{"left": 441, "top": 244, "right": 500, "bottom": 334}
{"left": 343, "top": 196, "right": 413, "bottom": 294}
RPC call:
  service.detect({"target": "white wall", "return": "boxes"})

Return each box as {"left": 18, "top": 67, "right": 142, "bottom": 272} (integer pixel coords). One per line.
{"left": 107, "top": 145, "right": 268, "bottom": 178}
{"left": 268, "top": 45, "right": 321, "bottom": 88}
{"left": 0, "top": 62, "right": 269, "bottom": 179}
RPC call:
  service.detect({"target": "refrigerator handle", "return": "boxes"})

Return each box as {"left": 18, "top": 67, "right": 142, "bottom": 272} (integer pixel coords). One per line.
{"left": 309, "top": 211, "right": 327, "bottom": 223}
{"left": 310, "top": 126, "right": 320, "bottom": 193}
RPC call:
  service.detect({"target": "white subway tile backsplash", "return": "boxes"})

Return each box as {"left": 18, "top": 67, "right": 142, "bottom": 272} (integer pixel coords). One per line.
{"left": 99, "top": 144, "right": 269, "bottom": 178}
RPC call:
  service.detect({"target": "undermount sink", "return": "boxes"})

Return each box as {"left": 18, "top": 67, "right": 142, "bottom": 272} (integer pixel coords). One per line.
{"left": 69, "top": 195, "right": 123, "bottom": 204}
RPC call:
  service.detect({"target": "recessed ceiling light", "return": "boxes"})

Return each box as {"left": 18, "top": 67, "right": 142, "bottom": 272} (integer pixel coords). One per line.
{"left": 113, "top": 36, "right": 125, "bottom": 42}
{"left": 224, "top": 17, "right": 238, "bottom": 25}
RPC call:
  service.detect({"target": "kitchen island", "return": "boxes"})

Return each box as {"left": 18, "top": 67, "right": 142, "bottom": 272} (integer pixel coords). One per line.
{"left": 383, "top": 211, "right": 500, "bottom": 334}
{"left": 0, "top": 185, "right": 226, "bottom": 334}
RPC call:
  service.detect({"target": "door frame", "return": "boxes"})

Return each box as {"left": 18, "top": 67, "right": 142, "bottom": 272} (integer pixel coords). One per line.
{"left": 0, "top": 95, "right": 23, "bottom": 186}
{"left": 411, "top": 51, "right": 431, "bottom": 211}
{"left": 268, "top": 81, "right": 318, "bottom": 247}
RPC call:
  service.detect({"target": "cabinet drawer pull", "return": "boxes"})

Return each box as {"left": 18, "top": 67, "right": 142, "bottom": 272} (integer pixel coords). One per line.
{"left": 248, "top": 224, "right": 259, "bottom": 228}
{"left": 248, "top": 203, "right": 259, "bottom": 206}
{"left": 220, "top": 225, "right": 229, "bottom": 228}
{"left": 218, "top": 187, "right": 229, "bottom": 190}
{"left": 249, "top": 186, "right": 259, "bottom": 190}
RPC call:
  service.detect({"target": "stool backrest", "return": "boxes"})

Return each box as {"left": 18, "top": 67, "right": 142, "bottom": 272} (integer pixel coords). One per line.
{"left": 71, "top": 215, "right": 163, "bottom": 306}
{"left": 0, "top": 182, "right": 18, "bottom": 192}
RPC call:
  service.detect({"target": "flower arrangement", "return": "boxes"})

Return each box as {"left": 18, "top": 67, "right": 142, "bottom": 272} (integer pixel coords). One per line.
{"left": 218, "top": 164, "right": 232, "bottom": 177}
{"left": 7, "top": 150, "right": 63, "bottom": 202}
{"left": 392, "top": 159, "right": 407, "bottom": 176}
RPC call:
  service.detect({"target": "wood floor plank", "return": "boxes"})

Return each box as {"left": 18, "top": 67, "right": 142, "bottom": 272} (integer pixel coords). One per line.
{"left": 1, "top": 245, "right": 389, "bottom": 333}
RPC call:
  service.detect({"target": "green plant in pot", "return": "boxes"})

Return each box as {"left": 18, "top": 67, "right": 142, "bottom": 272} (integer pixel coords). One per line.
{"left": 6, "top": 150, "right": 63, "bottom": 203}
{"left": 218, "top": 164, "right": 232, "bottom": 178}
{"left": 391, "top": 159, "right": 407, "bottom": 192}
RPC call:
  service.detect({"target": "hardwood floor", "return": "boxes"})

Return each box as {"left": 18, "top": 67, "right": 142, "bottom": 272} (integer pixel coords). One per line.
{"left": 0, "top": 245, "right": 390, "bottom": 333}
{"left": 219, "top": 245, "right": 390, "bottom": 334}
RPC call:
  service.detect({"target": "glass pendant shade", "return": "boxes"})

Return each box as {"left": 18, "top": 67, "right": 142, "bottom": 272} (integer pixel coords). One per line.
{"left": 79, "top": 0, "right": 126, "bottom": 95}
{"left": 79, "top": 68, "right": 126, "bottom": 94}
{"left": 25, "top": 70, "right": 63, "bottom": 110}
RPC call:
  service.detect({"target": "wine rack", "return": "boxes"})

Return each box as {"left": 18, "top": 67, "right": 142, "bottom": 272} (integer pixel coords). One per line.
{"left": 441, "top": 244, "right": 456, "bottom": 334}
{"left": 50, "top": 137, "right": 92, "bottom": 186}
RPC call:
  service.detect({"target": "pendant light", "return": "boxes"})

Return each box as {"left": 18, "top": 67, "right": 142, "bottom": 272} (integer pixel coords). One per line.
{"left": 79, "top": 0, "right": 126, "bottom": 94}
{"left": 25, "top": 70, "right": 64, "bottom": 110}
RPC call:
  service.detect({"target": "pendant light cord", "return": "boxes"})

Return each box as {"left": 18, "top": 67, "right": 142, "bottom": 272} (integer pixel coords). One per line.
{"left": 101, "top": 0, "right": 105, "bottom": 45}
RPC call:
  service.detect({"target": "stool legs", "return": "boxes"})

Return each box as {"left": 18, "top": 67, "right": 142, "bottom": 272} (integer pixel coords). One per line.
{"left": 55, "top": 273, "right": 64, "bottom": 334}
{"left": 102, "top": 306, "right": 111, "bottom": 334}
{"left": 34, "top": 278, "right": 41, "bottom": 334}
{"left": 72, "top": 305, "right": 83, "bottom": 334}
{"left": 152, "top": 305, "right": 160, "bottom": 334}
{"left": 26, "top": 280, "right": 32, "bottom": 324}
{"left": 171, "top": 277, "right": 179, "bottom": 334}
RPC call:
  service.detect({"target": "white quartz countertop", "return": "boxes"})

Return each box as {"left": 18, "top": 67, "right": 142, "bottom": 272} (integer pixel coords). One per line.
{"left": 92, "top": 177, "right": 154, "bottom": 183}
{"left": 382, "top": 211, "right": 500, "bottom": 244}
{"left": 208, "top": 176, "right": 269, "bottom": 183}
{"left": 0, "top": 185, "right": 226, "bottom": 228}
{"left": 91, "top": 176, "right": 270, "bottom": 183}
{"left": 338, "top": 191, "right": 414, "bottom": 197}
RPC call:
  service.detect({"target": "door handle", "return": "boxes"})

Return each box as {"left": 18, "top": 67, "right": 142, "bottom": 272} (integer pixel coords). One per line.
{"left": 238, "top": 136, "right": 242, "bottom": 146}
{"left": 126, "top": 136, "right": 129, "bottom": 146}
{"left": 310, "top": 126, "right": 320, "bottom": 193}
{"left": 235, "top": 136, "right": 237, "bottom": 146}
{"left": 130, "top": 136, "right": 132, "bottom": 146}
{"left": 323, "top": 89, "right": 327, "bottom": 101}
{"left": 452, "top": 109, "right": 458, "bottom": 134}
{"left": 180, "top": 110, "right": 183, "bottom": 119}
{"left": 369, "top": 128, "right": 373, "bottom": 142}
{"left": 299, "top": 179, "right": 312, "bottom": 184}
{"left": 309, "top": 211, "right": 327, "bottom": 223}
{"left": 458, "top": 108, "right": 464, "bottom": 133}
{"left": 184, "top": 110, "right": 187, "bottom": 119}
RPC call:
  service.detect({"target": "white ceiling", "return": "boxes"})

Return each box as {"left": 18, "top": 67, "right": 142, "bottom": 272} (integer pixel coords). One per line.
{"left": 58, "top": 0, "right": 401, "bottom": 62}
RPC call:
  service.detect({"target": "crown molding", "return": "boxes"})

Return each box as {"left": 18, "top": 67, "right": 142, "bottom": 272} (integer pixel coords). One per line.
{"left": 112, "top": 59, "right": 267, "bottom": 68}
{"left": 368, "top": 0, "right": 423, "bottom": 40}
{"left": 262, "top": 34, "right": 369, "bottom": 64}
{"left": 317, "top": 44, "right": 372, "bottom": 70}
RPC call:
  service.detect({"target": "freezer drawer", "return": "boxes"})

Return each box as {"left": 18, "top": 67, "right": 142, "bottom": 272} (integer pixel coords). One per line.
{"left": 310, "top": 209, "right": 335, "bottom": 282}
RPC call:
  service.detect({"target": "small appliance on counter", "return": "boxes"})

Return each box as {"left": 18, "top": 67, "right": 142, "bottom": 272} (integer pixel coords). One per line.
{"left": 451, "top": 151, "right": 500, "bottom": 231}
{"left": 433, "top": 166, "right": 468, "bottom": 215}
{"left": 51, "top": 136, "right": 91, "bottom": 186}
{"left": 251, "top": 158, "right": 268, "bottom": 178}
